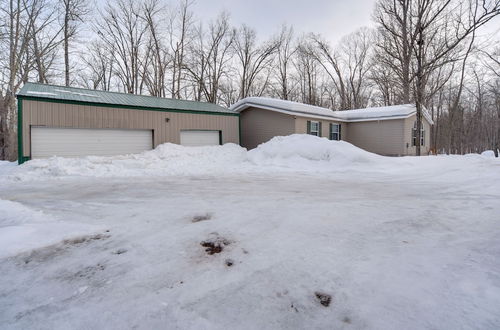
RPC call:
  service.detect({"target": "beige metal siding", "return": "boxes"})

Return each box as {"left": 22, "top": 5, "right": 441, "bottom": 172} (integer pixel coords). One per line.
{"left": 22, "top": 100, "right": 239, "bottom": 157}
{"left": 240, "top": 107, "right": 295, "bottom": 149}
{"left": 294, "top": 116, "right": 347, "bottom": 140}
{"left": 345, "top": 119, "right": 405, "bottom": 156}
{"left": 403, "top": 115, "right": 431, "bottom": 155}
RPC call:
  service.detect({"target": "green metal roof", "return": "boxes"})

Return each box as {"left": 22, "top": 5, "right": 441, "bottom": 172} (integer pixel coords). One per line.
{"left": 17, "top": 82, "right": 236, "bottom": 114}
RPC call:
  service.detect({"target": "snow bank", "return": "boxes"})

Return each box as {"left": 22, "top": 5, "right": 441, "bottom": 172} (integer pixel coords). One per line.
{"left": 248, "top": 134, "right": 382, "bottom": 170}
{"left": 0, "top": 160, "right": 17, "bottom": 176}
{"left": 4, "top": 134, "right": 496, "bottom": 182}
{"left": 9, "top": 143, "right": 247, "bottom": 181}
{"left": 481, "top": 150, "right": 497, "bottom": 158}
{"left": 0, "top": 199, "right": 104, "bottom": 258}
{"left": 6, "top": 135, "right": 382, "bottom": 181}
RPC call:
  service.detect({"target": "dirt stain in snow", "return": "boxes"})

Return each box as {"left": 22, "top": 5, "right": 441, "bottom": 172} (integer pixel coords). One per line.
{"left": 63, "top": 233, "right": 110, "bottom": 245}
{"left": 200, "top": 234, "right": 231, "bottom": 255}
{"left": 73, "top": 263, "right": 106, "bottom": 279}
{"left": 315, "top": 292, "right": 332, "bottom": 307}
{"left": 20, "top": 232, "right": 110, "bottom": 265}
{"left": 342, "top": 316, "right": 352, "bottom": 324}
{"left": 192, "top": 213, "right": 212, "bottom": 223}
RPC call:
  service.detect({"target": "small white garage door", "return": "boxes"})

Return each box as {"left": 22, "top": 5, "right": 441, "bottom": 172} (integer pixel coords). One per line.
{"left": 180, "top": 130, "right": 220, "bottom": 146}
{"left": 31, "top": 127, "right": 153, "bottom": 158}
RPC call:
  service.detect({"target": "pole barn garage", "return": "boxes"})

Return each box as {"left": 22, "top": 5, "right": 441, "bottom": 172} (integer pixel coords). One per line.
{"left": 17, "top": 83, "right": 239, "bottom": 164}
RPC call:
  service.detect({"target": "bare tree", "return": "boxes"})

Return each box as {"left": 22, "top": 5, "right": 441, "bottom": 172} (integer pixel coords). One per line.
{"left": 60, "top": 0, "right": 88, "bottom": 86}
{"left": 79, "top": 39, "right": 115, "bottom": 90}
{"left": 168, "top": 0, "right": 194, "bottom": 99}
{"left": 0, "top": 0, "right": 61, "bottom": 160}
{"left": 375, "top": 0, "right": 500, "bottom": 155}
{"left": 294, "top": 39, "right": 322, "bottom": 106}
{"left": 308, "top": 28, "right": 373, "bottom": 110}
{"left": 233, "top": 25, "right": 278, "bottom": 99}
{"left": 142, "top": 0, "right": 169, "bottom": 97}
{"left": 95, "top": 0, "right": 148, "bottom": 94}
{"left": 308, "top": 34, "right": 349, "bottom": 109}
{"left": 0, "top": 0, "right": 32, "bottom": 160}
{"left": 186, "top": 12, "right": 235, "bottom": 103}
{"left": 338, "top": 28, "right": 374, "bottom": 109}
{"left": 28, "top": 0, "right": 63, "bottom": 83}
{"left": 273, "top": 24, "right": 295, "bottom": 100}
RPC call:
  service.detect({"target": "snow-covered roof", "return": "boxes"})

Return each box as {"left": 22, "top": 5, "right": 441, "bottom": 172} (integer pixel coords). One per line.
{"left": 230, "top": 97, "right": 434, "bottom": 124}
{"left": 231, "top": 97, "right": 340, "bottom": 120}
{"left": 333, "top": 104, "right": 434, "bottom": 124}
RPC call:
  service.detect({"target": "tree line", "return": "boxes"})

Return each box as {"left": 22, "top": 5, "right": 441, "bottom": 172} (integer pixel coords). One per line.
{"left": 1, "top": 0, "right": 499, "bottom": 160}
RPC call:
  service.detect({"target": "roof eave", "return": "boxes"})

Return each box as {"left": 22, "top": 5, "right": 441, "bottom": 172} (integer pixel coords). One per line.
{"left": 235, "top": 102, "right": 348, "bottom": 122}
{"left": 235, "top": 102, "right": 435, "bottom": 123}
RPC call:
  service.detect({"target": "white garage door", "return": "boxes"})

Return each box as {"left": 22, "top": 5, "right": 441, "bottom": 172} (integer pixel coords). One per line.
{"left": 180, "top": 130, "right": 220, "bottom": 146}
{"left": 31, "top": 127, "right": 153, "bottom": 158}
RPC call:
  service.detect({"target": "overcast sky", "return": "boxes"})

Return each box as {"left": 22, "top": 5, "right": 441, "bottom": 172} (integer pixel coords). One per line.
{"left": 191, "top": 0, "right": 378, "bottom": 45}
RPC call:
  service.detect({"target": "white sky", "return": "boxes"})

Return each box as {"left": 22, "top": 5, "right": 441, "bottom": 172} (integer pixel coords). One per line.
{"left": 191, "top": 0, "right": 377, "bottom": 46}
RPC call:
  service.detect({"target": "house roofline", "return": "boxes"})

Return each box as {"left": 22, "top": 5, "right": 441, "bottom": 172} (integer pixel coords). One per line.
{"left": 235, "top": 102, "right": 434, "bottom": 125}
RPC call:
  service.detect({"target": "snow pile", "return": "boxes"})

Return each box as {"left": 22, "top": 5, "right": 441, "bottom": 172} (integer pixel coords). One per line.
{"left": 9, "top": 143, "right": 247, "bottom": 181}
{"left": 0, "top": 199, "right": 48, "bottom": 227}
{"left": 4, "top": 134, "right": 496, "bottom": 182}
{"left": 481, "top": 150, "right": 497, "bottom": 158}
{"left": 0, "top": 199, "right": 104, "bottom": 258}
{"left": 248, "top": 134, "right": 382, "bottom": 170}
{"left": 0, "top": 160, "right": 17, "bottom": 176}
{"left": 5, "top": 135, "right": 385, "bottom": 181}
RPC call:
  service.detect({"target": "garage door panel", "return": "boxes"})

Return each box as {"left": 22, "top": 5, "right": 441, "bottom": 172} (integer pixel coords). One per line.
{"left": 180, "top": 130, "right": 220, "bottom": 146}
{"left": 31, "top": 127, "right": 153, "bottom": 158}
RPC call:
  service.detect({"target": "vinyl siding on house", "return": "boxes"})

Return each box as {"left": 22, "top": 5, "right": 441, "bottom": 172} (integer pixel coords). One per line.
{"left": 345, "top": 119, "right": 405, "bottom": 156}
{"left": 239, "top": 107, "right": 295, "bottom": 149}
{"left": 21, "top": 99, "right": 239, "bottom": 158}
{"left": 294, "top": 116, "right": 347, "bottom": 140}
{"left": 404, "top": 115, "right": 431, "bottom": 155}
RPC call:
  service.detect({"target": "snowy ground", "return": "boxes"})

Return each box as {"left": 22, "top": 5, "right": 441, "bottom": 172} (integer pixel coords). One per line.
{"left": 1, "top": 135, "right": 499, "bottom": 330}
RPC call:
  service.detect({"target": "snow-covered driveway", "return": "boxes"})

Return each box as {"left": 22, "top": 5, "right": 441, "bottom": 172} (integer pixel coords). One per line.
{"left": 1, "top": 135, "right": 499, "bottom": 330}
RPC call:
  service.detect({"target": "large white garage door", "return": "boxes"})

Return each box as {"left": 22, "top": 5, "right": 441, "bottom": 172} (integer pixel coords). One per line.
{"left": 31, "top": 127, "right": 153, "bottom": 158}
{"left": 180, "top": 130, "right": 220, "bottom": 146}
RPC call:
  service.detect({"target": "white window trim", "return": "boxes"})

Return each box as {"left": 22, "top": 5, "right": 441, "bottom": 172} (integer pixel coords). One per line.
{"left": 330, "top": 123, "right": 340, "bottom": 141}
{"left": 310, "top": 121, "right": 320, "bottom": 136}
{"left": 412, "top": 121, "right": 425, "bottom": 146}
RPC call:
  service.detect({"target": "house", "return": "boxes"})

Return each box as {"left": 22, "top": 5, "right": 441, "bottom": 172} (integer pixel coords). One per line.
{"left": 16, "top": 83, "right": 433, "bottom": 164}
{"left": 231, "top": 97, "right": 433, "bottom": 156}
{"left": 16, "top": 83, "right": 239, "bottom": 164}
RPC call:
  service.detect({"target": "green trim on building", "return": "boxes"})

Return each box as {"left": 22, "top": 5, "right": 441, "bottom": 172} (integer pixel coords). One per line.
{"left": 17, "top": 95, "right": 239, "bottom": 117}
{"left": 16, "top": 99, "right": 30, "bottom": 164}
{"left": 15, "top": 84, "right": 240, "bottom": 164}
{"left": 17, "top": 98, "right": 22, "bottom": 164}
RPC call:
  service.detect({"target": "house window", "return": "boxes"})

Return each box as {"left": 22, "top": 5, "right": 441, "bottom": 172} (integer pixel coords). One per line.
{"left": 308, "top": 121, "right": 320, "bottom": 136}
{"left": 412, "top": 121, "right": 424, "bottom": 146}
{"left": 330, "top": 123, "right": 341, "bottom": 141}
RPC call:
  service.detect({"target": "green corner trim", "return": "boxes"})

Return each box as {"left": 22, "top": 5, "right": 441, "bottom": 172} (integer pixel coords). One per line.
{"left": 17, "top": 98, "right": 23, "bottom": 164}
{"left": 17, "top": 96, "right": 239, "bottom": 117}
